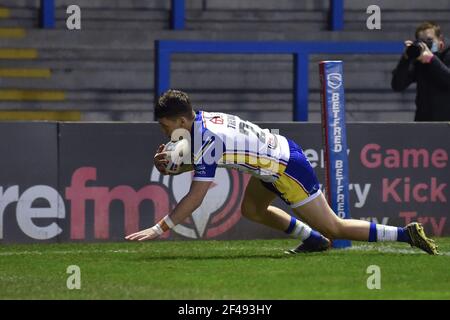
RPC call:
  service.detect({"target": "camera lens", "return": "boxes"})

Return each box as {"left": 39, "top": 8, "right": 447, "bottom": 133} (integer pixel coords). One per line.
{"left": 423, "top": 39, "right": 434, "bottom": 50}
{"left": 406, "top": 41, "right": 422, "bottom": 59}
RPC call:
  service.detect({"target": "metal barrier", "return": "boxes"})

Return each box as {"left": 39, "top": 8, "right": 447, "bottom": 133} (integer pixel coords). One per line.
{"left": 38, "top": 0, "right": 185, "bottom": 29}
{"left": 38, "top": 0, "right": 345, "bottom": 30}
{"left": 171, "top": 0, "right": 346, "bottom": 31}
{"left": 40, "top": 0, "right": 55, "bottom": 29}
{"left": 155, "top": 40, "right": 404, "bottom": 121}
{"left": 330, "top": 0, "right": 344, "bottom": 31}
{"left": 171, "top": 0, "right": 185, "bottom": 30}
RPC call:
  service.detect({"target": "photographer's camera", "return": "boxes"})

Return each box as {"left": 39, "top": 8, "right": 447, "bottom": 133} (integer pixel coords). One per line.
{"left": 406, "top": 39, "right": 433, "bottom": 59}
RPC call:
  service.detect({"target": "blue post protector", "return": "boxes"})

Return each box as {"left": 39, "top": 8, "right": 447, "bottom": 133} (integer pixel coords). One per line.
{"left": 319, "top": 61, "right": 351, "bottom": 248}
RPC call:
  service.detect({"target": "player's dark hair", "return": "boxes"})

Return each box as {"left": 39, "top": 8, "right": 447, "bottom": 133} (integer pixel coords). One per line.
{"left": 155, "top": 89, "right": 194, "bottom": 120}
{"left": 415, "top": 21, "right": 442, "bottom": 39}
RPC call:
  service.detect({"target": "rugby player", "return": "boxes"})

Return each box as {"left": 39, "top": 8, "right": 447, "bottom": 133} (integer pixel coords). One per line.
{"left": 126, "top": 90, "right": 439, "bottom": 255}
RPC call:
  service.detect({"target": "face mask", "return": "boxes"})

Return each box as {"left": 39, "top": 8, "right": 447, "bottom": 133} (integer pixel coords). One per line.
{"left": 431, "top": 41, "right": 439, "bottom": 53}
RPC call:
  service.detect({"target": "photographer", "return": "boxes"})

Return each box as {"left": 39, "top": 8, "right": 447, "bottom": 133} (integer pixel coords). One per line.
{"left": 391, "top": 21, "right": 450, "bottom": 121}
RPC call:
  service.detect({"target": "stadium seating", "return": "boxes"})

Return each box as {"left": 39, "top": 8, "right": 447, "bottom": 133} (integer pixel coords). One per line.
{"left": 0, "top": 0, "right": 449, "bottom": 121}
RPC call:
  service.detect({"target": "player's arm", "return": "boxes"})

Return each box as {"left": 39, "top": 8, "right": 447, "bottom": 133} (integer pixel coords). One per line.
{"left": 128, "top": 134, "right": 221, "bottom": 241}
{"left": 162, "top": 180, "right": 211, "bottom": 226}
{"left": 170, "top": 163, "right": 194, "bottom": 175}
{"left": 125, "top": 180, "right": 211, "bottom": 241}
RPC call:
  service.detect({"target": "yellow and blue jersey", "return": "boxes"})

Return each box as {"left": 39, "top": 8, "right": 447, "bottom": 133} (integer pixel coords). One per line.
{"left": 190, "top": 110, "right": 321, "bottom": 207}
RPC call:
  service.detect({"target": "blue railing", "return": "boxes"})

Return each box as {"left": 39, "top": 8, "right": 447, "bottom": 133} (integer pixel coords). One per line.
{"left": 39, "top": 0, "right": 345, "bottom": 30}
{"left": 171, "top": 0, "right": 185, "bottom": 30}
{"left": 329, "top": 0, "right": 344, "bottom": 31}
{"left": 155, "top": 40, "right": 404, "bottom": 121}
{"left": 40, "top": 0, "right": 55, "bottom": 29}
{"left": 38, "top": 0, "right": 186, "bottom": 30}
{"left": 170, "top": 0, "right": 346, "bottom": 31}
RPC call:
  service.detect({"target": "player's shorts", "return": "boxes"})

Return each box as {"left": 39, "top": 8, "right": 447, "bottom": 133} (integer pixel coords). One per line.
{"left": 260, "top": 139, "right": 321, "bottom": 208}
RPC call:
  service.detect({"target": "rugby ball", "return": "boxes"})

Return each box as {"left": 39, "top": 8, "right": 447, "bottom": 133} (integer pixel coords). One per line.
{"left": 163, "top": 138, "right": 190, "bottom": 174}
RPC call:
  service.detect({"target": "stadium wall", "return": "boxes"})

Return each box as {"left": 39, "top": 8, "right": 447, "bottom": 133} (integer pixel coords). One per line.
{"left": 0, "top": 122, "right": 448, "bottom": 243}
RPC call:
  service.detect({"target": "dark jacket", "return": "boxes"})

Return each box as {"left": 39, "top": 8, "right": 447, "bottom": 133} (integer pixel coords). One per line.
{"left": 391, "top": 41, "right": 450, "bottom": 121}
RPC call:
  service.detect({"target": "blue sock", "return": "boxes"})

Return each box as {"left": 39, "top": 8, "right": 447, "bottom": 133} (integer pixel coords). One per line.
{"left": 368, "top": 222, "right": 411, "bottom": 243}
{"left": 284, "top": 216, "right": 297, "bottom": 234}
{"left": 397, "top": 227, "right": 411, "bottom": 243}
{"left": 285, "top": 216, "right": 322, "bottom": 245}
{"left": 368, "top": 222, "right": 377, "bottom": 242}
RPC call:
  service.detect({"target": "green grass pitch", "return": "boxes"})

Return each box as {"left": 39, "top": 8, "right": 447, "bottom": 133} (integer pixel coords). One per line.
{"left": 1, "top": 238, "right": 449, "bottom": 299}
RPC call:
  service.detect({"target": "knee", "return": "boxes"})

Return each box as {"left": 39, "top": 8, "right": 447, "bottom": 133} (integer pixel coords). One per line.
{"left": 240, "top": 201, "right": 261, "bottom": 222}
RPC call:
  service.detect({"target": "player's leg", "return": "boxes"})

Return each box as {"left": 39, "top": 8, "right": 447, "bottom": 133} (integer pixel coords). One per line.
{"left": 292, "top": 193, "right": 373, "bottom": 240}
{"left": 241, "top": 176, "right": 330, "bottom": 251}
{"left": 278, "top": 138, "right": 438, "bottom": 255}
{"left": 292, "top": 192, "right": 438, "bottom": 255}
{"left": 241, "top": 176, "right": 285, "bottom": 230}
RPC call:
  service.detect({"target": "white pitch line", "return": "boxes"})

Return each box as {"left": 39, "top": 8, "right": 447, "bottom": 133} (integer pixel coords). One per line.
{"left": 0, "top": 246, "right": 283, "bottom": 256}
{"left": 346, "top": 244, "right": 450, "bottom": 256}
{"left": 0, "top": 245, "right": 448, "bottom": 257}
{"left": 0, "top": 249, "right": 141, "bottom": 256}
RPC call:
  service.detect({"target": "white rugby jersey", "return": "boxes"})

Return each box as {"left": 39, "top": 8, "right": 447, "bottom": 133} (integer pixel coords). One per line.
{"left": 189, "top": 111, "right": 290, "bottom": 182}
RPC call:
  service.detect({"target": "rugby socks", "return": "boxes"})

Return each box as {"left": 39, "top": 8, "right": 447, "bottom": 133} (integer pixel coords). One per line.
{"left": 285, "top": 216, "right": 323, "bottom": 245}
{"left": 368, "top": 222, "right": 411, "bottom": 243}
{"left": 285, "top": 216, "right": 311, "bottom": 240}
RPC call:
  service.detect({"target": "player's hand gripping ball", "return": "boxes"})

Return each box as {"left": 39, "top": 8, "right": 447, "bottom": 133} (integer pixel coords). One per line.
{"left": 163, "top": 138, "right": 190, "bottom": 174}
